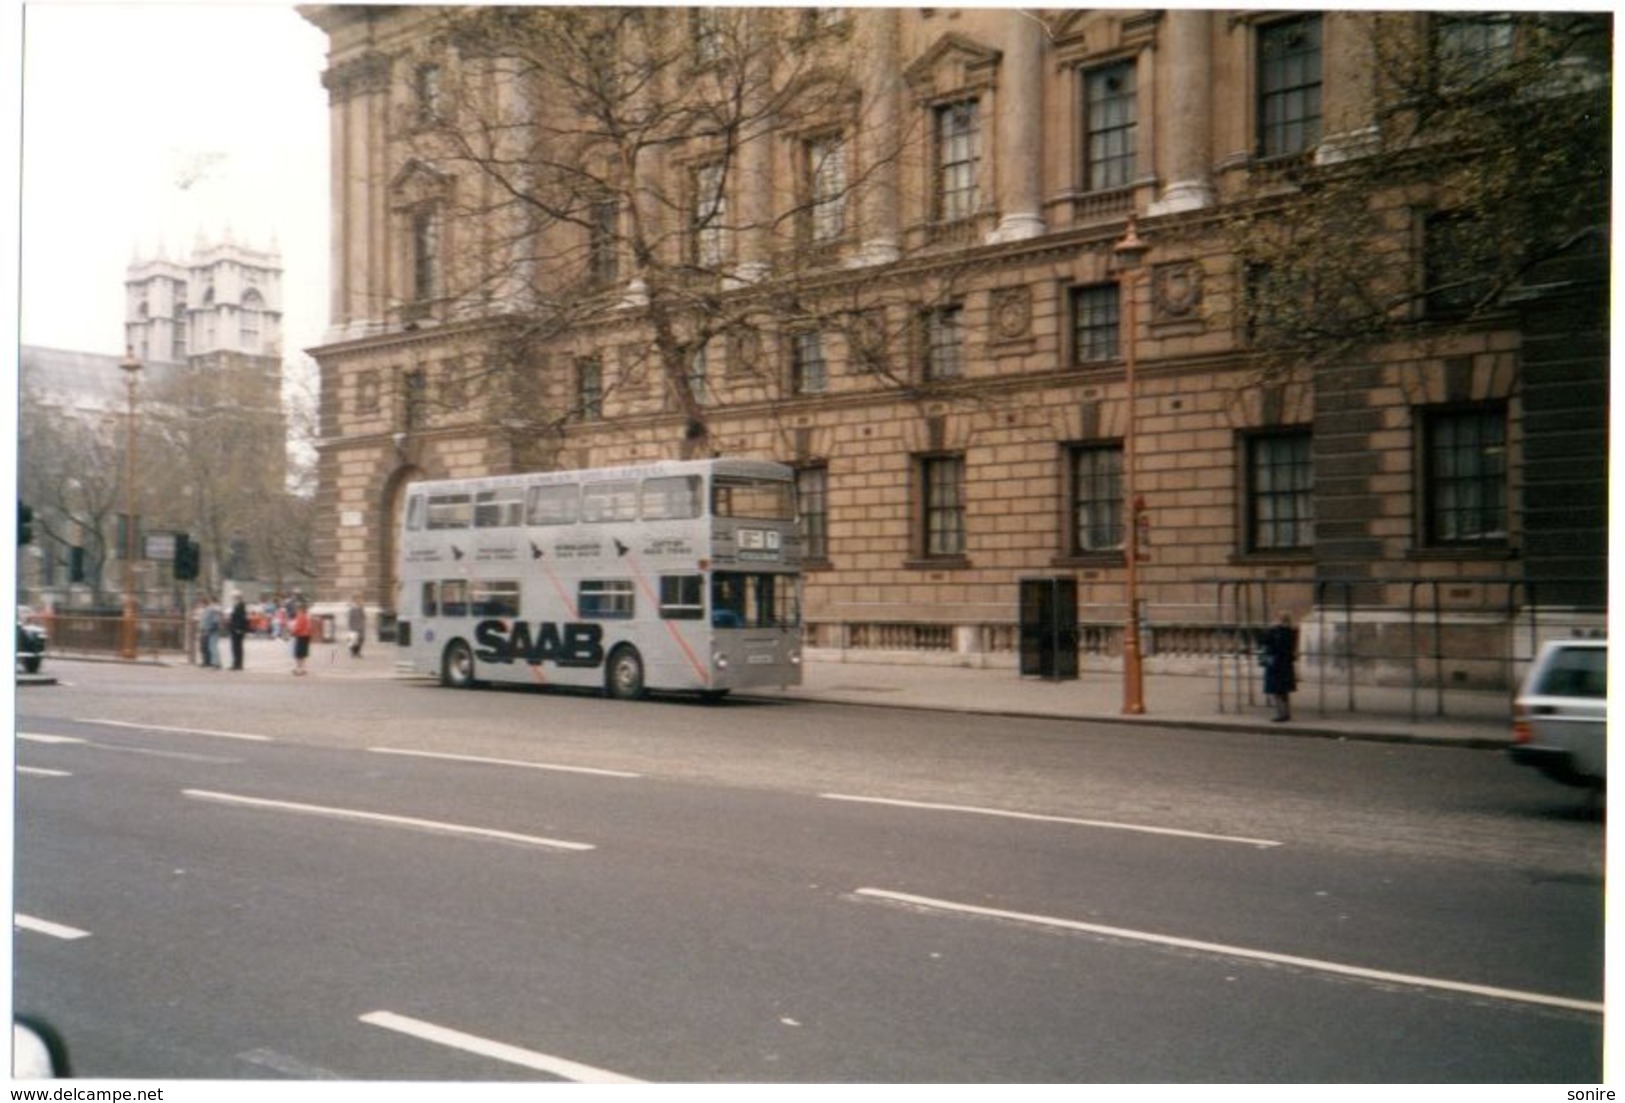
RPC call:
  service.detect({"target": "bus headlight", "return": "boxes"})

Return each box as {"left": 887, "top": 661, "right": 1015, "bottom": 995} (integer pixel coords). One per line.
{"left": 789, "top": 650, "right": 801, "bottom": 666}
{"left": 713, "top": 652, "right": 730, "bottom": 671}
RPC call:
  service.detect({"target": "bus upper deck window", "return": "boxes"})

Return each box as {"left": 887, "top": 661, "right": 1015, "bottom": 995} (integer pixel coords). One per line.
{"left": 476, "top": 488, "right": 524, "bottom": 528}
{"left": 427, "top": 494, "right": 473, "bottom": 530}
{"left": 642, "top": 476, "right": 702, "bottom": 520}
{"left": 527, "top": 484, "right": 580, "bottom": 526}
{"left": 583, "top": 481, "right": 639, "bottom": 523}
{"left": 406, "top": 495, "right": 426, "bottom": 531}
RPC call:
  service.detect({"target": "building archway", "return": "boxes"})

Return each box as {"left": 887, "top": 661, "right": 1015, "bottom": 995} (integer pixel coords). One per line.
{"left": 379, "top": 463, "right": 426, "bottom": 627}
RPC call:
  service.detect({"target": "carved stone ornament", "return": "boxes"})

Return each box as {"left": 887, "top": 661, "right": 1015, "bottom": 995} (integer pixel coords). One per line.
{"left": 991, "top": 286, "right": 1031, "bottom": 341}
{"left": 1152, "top": 262, "right": 1203, "bottom": 321}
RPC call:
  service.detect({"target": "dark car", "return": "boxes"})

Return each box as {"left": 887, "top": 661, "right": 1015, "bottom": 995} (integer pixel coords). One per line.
{"left": 16, "top": 606, "right": 45, "bottom": 674}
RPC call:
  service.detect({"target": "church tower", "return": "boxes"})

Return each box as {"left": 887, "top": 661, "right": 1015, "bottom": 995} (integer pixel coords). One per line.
{"left": 124, "top": 230, "right": 284, "bottom": 376}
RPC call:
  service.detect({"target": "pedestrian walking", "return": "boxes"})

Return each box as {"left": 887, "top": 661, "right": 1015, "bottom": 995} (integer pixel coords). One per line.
{"left": 1259, "top": 610, "right": 1298, "bottom": 722}
{"left": 228, "top": 592, "right": 250, "bottom": 671}
{"left": 290, "top": 600, "right": 313, "bottom": 676}
{"left": 346, "top": 594, "right": 367, "bottom": 659}
{"left": 200, "top": 596, "right": 223, "bottom": 669}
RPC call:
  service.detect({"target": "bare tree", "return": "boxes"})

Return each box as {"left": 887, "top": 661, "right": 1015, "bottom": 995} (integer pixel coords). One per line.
{"left": 401, "top": 7, "right": 927, "bottom": 460}
{"left": 1222, "top": 11, "right": 1609, "bottom": 381}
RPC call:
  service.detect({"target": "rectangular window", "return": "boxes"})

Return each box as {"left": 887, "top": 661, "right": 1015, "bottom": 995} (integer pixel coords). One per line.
{"left": 474, "top": 488, "right": 524, "bottom": 528}
{"left": 924, "top": 304, "right": 964, "bottom": 382}
{"left": 694, "top": 161, "right": 728, "bottom": 268}
{"left": 577, "top": 356, "right": 603, "bottom": 421}
{"left": 1425, "top": 407, "right": 1507, "bottom": 545}
{"left": 692, "top": 8, "right": 722, "bottom": 65}
{"left": 660, "top": 575, "right": 705, "bottom": 620}
{"left": 415, "top": 63, "right": 444, "bottom": 124}
{"left": 1247, "top": 431, "right": 1314, "bottom": 552}
{"left": 581, "top": 480, "right": 639, "bottom": 523}
{"left": 712, "top": 572, "right": 799, "bottom": 629}
{"left": 920, "top": 454, "right": 966, "bottom": 559}
{"left": 426, "top": 493, "right": 472, "bottom": 530}
{"left": 1434, "top": 13, "right": 1514, "bottom": 88}
{"left": 580, "top": 579, "right": 635, "bottom": 619}
{"left": 1069, "top": 444, "right": 1124, "bottom": 554}
{"left": 403, "top": 368, "right": 429, "bottom": 431}
{"left": 934, "top": 100, "right": 981, "bottom": 222}
{"left": 471, "top": 580, "right": 521, "bottom": 618}
{"left": 797, "top": 465, "right": 829, "bottom": 561}
{"left": 589, "top": 198, "right": 619, "bottom": 287}
{"left": 1084, "top": 61, "right": 1136, "bottom": 192}
{"left": 412, "top": 207, "right": 440, "bottom": 302}
{"left": 686, "top": 344, "right": 710, "bottom": 408}
{"left": 421, "top": 581, "right": 439, "bottom": 617}
{"left": 440, "top": 579, "right": 470, "bottom": 618}
{"left": 526, "top": 483, "right": 580, "bottom": 526}
{"left": 1257, "top": 15, "right": 1322, "bottom": 158}
{"left": 1424, "top": 211, "right": 1494, "bottom": 317}
{"left": 806, "top": 133, "right": 848, "bottom": 243}
{"left": 640, "top": 476, "right": 703, "bottom": 520}
{"left": 791, "top": 331, "right": 827, "bottom": 395}
{"left": 1071, "top": 284, "right": 1121, "bottom": 365}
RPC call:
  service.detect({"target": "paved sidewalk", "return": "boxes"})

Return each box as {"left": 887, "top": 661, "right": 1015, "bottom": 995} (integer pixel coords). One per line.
{"left": 62, "top": 634, "right": 1513, "bottom": 750}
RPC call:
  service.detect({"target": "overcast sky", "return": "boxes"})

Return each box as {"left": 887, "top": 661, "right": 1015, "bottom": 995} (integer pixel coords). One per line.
{"left": 14, "top": 1, "right": 330, "bottom": 361}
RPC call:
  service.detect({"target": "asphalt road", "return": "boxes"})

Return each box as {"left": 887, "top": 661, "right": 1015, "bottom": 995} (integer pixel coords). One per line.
{"left": 12, "top": 660, "right": 1606, "bottom": 1084}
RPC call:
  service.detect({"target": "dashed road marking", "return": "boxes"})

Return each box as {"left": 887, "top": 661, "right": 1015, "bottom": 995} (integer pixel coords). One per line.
{"left": 359, "top": 1011, "right": 643, "bottom": 1083}
{"left": 182, "top": 789, "right": 595, "bottom": 852}
{"left": 854, "top": 888, "right": 1604, "bottom": 1015}
{"left": 77, "top": 718, "right": 271, "bottom": 743}
{"left": 822, "top": 793, "right": 1282, "bottom": 848}
{"left": 369, "top": 746, "right": 642, "bottom": 778}
{"left": 15, "top": 914, "right": 90, "bottom": 941}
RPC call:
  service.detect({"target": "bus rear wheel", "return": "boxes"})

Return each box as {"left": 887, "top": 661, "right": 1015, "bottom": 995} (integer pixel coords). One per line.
{"left": 442, "top": 639, "right": 477, "bottom": 689}
{"left": 606, "top": 645, "right": 644, "bottom": 700}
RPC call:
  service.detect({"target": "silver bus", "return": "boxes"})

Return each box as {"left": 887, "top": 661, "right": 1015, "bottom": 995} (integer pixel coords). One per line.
{"left": 396, "top": 458, "right": 802, "bottom": 699}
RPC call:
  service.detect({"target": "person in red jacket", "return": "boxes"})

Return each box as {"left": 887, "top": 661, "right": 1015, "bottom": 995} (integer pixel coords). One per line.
{"left": 290, "top": 600, "right": 313, "bottom": 676}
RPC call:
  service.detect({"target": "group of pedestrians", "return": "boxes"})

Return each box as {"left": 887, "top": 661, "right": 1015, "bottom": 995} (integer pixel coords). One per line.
{"left": 193, "top": 592, "right": 251, "bottom": 671}
{"left": 194, "top": 592, "right": 367, "bottom": 676}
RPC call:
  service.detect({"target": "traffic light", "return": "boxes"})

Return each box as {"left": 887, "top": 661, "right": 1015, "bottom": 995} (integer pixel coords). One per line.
{"left": 18, "top": 503, "right": 32, "bottom": 545}
{"left": 173, "top": 534, "right": 199, "bottom": 581}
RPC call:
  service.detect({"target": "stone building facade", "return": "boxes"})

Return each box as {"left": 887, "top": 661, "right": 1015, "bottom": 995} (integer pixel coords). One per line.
{"left": 299, "top": 7, "right": 1609, "bottom": 685}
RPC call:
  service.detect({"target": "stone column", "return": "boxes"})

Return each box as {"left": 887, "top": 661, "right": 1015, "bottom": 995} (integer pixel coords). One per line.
{"left": 987, "top": 12, "right": 1045, "bottom": 243}
{"left": 854, "top": 7, "right": 901, "bottom": 266}
{"left": 1149, "top": 9, "right": 1214, "bottom": 216}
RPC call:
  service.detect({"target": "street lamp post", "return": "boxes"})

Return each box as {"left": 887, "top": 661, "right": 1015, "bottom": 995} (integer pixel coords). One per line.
{"left": 1114, "top": 218, "right": 1149, "bottom": 715}
{"left": 118, "top": 349, "right": 143, "bottom": 660}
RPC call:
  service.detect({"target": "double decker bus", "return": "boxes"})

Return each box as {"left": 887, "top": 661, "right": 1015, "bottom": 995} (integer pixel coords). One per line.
{"left": 395, "top": 458, "right": 802, "bottom": 699}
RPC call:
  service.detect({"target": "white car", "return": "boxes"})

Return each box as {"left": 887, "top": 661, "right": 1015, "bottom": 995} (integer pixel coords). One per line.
{"left": 1509, "top": 640, "right": 1607, "bottom": 789}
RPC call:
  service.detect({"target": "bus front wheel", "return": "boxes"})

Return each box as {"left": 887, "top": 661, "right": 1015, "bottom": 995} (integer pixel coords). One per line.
{"left": 606, "top": 645, "right": 645, "bottom": 700}
{"left": 442, "top": 640, "right": 477, "bottom": 689}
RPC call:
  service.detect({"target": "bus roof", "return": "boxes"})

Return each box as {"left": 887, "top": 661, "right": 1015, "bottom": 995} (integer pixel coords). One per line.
{"left": 405, "top": 457, "right": 794, "bottom": 495}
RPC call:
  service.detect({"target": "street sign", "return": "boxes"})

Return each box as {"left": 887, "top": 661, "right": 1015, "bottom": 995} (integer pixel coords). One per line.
{"left": 144, "top": 532, "right": 178, "bottom": 561}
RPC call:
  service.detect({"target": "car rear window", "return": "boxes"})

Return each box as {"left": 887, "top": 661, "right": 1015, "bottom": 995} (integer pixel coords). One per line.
{"left": 1533, "top": 647, "right": 1607, "bottom": 699}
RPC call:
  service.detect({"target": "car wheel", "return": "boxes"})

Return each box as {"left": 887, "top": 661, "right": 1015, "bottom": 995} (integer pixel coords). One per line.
{"left": 606, "top": 646, "right": 644, "bottom": 700}
{"left": 441, "top": 640, "right": 476, "bottom": 689}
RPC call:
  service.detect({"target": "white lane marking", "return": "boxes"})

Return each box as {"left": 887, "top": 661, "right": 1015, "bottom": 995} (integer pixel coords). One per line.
{"left": 855, "top": 888, "right": 1604, "bottom": 1015}
{"left": 360, "top": 1011, "right": 643, "bottom": 1084}
{"left": 16, "top": 767, "right": 71, "bottom": 778}
{"left": 15, "top": 914, "right": 91, "bottom": 941}
{"left": 182, "top": 789, "right": 595, "bottom": 852}
{"left": 369, "top": 747, "right": 642, "bottom": 779}
{"left": 76, "top": 719, "right": 271, "bottom": 743}
{"left": 822, "top": 793, "right": 1282, "bottom": 849}
{"left": 17, "top": 733, "right": 86, "bottom": 745}
{"left": 236, "top": 1047, "right": 344, "bottom": 1079}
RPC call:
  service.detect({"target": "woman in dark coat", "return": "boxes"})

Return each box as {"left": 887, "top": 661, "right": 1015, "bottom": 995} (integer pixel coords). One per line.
{"left": 1260, "top": 611, "right": 1298, "bottom": 721}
